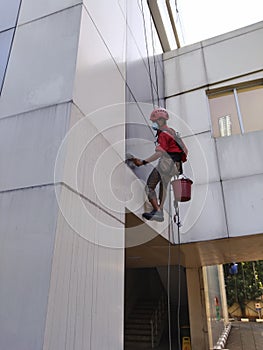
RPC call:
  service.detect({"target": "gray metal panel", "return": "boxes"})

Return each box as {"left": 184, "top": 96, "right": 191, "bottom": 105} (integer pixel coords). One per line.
{"left": 18, "top": 0, "right": 81, "bottom": 25}
{"left": 0, "top": 29, "right": 14, "bottom": 90}
{"left": 0, "top": 0, "right": 21, "bottom": 32}
{"left": 59, "top": 105, "right": 125, "bottom": 223}
{"left": 0, "top": 103, "right": 71, "bottom": 191}
{"left": 223, "top": 174, "right": 263, "bottom": 237}
{"left": 0, "top": 185, "right": 58, "bottom": 350}
{"left": 73, "top": 6, "right": 125, "bottom": 118}
{"left": 0, "top": 6, "right": 82, "bottom": 118}
{"left": 43, "top": 186, "right": 124, "bottom": 350}
{"left": 216, "top": 130, "right": 263, "bottom": 180}
{"left": 82, "top": 0, "right": 126, "bottom": 66}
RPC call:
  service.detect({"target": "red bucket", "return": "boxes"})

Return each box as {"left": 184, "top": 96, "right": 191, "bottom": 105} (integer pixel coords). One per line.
{"left": 171, "top": 178, "right": 193, "bottom": 202}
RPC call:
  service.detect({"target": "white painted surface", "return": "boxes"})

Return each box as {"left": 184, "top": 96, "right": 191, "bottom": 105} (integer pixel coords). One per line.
{"left": 164, "top": 21, "right": 263, "bottom": 96}
{"left": 166, "top": 89, "right": 211, "bottom": 137}
{"left": 56, "top": 105, "right": 126, "bottom": 223}
{"left": 18, "top": 0, "right": 81, "bottom": 24}
{"left": 164, "top": 20, "right": 263, "bottom": 243}
{"left": 0, "top": 185, "right": 58, "bottom": 350}
{"left": 216, "top": 130, "right": 263, "bottom": 180}
{"left": 203, "top": 24, "right": 263, "bottom": 84}
{"left": 164, "top": 46, "right": 207, "bottom": 96}
{"left": 43, "top": 185, "right": 124, "bottom": 350}
{"left": 83, "top": 0, "right": 126, "bottom": 66}
{"left": 223, "top": 174, "right": 263, "bottom": 237}
{"left": 0, "top": 0, "right": 21, "bottom": 32}
{"left": 206, "top": 71, "right": 263, "bottom": 91}
{"left": 0, "top": 6, "right": 81, "bottom": 118}
{"left": 125, "top": 101, "right": 155, "bottom": 143}
{"left": 183, "top": 131, "right": 220, "bottom": 185}
{"left": 73, "top": 7, "right": 125, "bottom": 123}
{"left": 178, "top": 182, "right": 228, "bottom": 242}
{"left": 0, "top": 103, "right": 71, "bottom": 191}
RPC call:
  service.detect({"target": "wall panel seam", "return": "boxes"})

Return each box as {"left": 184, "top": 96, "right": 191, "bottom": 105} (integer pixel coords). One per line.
{"left": 0, "top": 182, "right": 125, "bottom": 225}
{"left": 17, "top": 2, "right": 83, "bottom": 28}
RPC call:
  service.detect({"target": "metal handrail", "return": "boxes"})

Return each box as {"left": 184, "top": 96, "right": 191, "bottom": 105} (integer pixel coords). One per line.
{"left": 150, "top": 292, "right": 167, "bottom": 348}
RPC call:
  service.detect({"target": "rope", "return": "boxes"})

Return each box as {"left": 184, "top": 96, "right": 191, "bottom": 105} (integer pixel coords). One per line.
{"left": 149, "top": 15, "right": 160, "bottom": 106}
{"left": 175, "top": 0, "right": 179, "bottom": 12}
{"left": 174, "top": 0, "right": 186, "bottom": 45}
{"left": 141, "top": 0, "right": 155, "bottom": 108}
{"left": 167, "top": 187, "right": 173, "bottom": 350}
{"left": 84, "top": 2, "right": 156, "bottom": 139}
{"left": 173, "top": 203, "right": 182, "bottom": 350}
{"left": 122, "top": 3, "right": 185, "bottom": 348}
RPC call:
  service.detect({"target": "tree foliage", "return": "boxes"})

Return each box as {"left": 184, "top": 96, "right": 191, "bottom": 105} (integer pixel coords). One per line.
{"left": 224, "top": 261, "right": 263, "bottom": 314}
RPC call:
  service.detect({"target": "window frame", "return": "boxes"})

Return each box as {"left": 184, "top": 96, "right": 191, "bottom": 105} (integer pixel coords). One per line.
{"left": 207, "top": 79, "right": 263, "bottom": 138}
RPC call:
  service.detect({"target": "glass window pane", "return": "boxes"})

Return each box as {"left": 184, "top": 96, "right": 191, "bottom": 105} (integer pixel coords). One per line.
{"left": 219, "top": 115, "right": 232, "bottom": 137}
{"left": 209, "top": 92, "right": 241, "bottom": 137}
{"left": 238, "top": 85, "right": 263, "bottom": 133}
{"left": 0, "top": 0, "right": 21, "bottom": 32}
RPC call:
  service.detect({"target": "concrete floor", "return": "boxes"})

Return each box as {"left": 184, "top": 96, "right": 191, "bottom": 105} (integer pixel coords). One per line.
{"left": 127, "top": 321, "right": 263, "bottom": 350}
{"left": 226, "top": 321, "right": 263, "bottom": 350}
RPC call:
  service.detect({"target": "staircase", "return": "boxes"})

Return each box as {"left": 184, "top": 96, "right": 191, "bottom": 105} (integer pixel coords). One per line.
{"left": 125, "top": 293, "right": 167, "bottom": 349}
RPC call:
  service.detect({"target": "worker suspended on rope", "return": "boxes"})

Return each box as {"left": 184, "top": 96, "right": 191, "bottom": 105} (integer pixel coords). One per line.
{"left": 132, "top": 107, "right": 188, "bottom": 222}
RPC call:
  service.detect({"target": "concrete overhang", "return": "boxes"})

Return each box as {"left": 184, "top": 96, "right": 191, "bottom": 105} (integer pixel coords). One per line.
{"left": 126, "top": 211, "right": 263, "bottom": 268}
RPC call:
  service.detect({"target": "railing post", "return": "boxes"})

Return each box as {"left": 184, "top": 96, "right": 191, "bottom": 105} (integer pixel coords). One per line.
{"left": 155, "top": 310, "right": 158, "bottom": 335}
{"left": 150, "top": 320, "right": 154, "bottom": 348}
{"left": 149, "top": 293, "right": 168, "bottom": 348}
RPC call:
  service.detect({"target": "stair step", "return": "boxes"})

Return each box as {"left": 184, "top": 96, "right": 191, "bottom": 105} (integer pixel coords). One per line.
{"left": 125, "top": 323, "right": 151, "bottom": 330}
{"left": 125, "top": 340, "right": 153, "bottom": 348}
{"left": 128, "top": 314, "right": 152, "bottom": 319}
{"left": 133, "top": 308, "right": 155, "bottom": 313}
{"left": 126, "top": 319, "right": 151, "bottom": 324}
{"left": 125, "top": 328, "right": 151, "bottom": 335}
{"left": 125, "top": 334, "right": 152, "bottom": 342}
{"left": 125, "top": 296, "right": 167, "bottom": 348}
{"left": 136, "top": 304, "right": 157, "bottom": 308}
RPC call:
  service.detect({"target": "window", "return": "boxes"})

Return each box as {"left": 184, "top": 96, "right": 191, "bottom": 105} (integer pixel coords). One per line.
{"left": 207, "top": 80, "right": 263, "bottom": 138}
{"left": 219, "top": 115, "right": 232, "bottom": 137}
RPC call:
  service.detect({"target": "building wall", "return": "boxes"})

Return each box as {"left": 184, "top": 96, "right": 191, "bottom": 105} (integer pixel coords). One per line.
{"left": 124, "top": 1, "right": 177, "bottom": 241}
{"left": 164, "top": 21, "right": 263, "bottom": 243}
{"left": 125, "top": 0, "right": 164, "bottom": 181}
{"left": 43, "top": 1, "right": 127, "bottom": 348}
{"left": 0, "top": 2, "right": 79, "bottom": 348}
{"left": 164, "top": 21, "right": 263, "bottom": 348}
{"left": 0, "top": 1, "right": 126, "bottom": 349}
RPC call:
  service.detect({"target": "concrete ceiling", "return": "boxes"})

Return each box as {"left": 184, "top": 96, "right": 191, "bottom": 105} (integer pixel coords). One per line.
{"left": 126, "top": 212, "right": 263, "bottom": 268}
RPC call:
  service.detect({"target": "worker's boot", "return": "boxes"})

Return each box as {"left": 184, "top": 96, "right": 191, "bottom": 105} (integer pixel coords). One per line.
{"left": 142, "top": 198, "right": 164, "bottom": 222}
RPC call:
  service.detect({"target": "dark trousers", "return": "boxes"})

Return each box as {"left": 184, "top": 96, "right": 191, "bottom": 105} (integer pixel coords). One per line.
{"left": 146, "top": 160, "right": 181, "bottom": 208}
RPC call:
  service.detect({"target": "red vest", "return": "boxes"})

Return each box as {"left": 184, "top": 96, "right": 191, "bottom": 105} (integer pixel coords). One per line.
{"left": 155, "top": 126, "right": 188, "bottom": 162}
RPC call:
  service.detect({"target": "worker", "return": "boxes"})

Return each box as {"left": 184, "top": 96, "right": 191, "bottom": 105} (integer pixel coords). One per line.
{"left": 133, "top": 107, "right": 188, "bottom": 222}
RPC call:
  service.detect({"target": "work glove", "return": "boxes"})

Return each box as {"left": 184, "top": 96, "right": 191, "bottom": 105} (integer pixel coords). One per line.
{"left": 133, "top": 158, "right": 143, "bottom": 167}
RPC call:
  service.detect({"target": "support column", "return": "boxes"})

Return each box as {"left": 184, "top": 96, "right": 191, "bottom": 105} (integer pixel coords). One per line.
{"left": 186, "top": 267, "right": 209, "bottom": 350}
{"left": 218, "top": 264, "right": 229, "bottom": 325}
{"left": 203, "top": 266, "right": 213, "bottom": 349}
